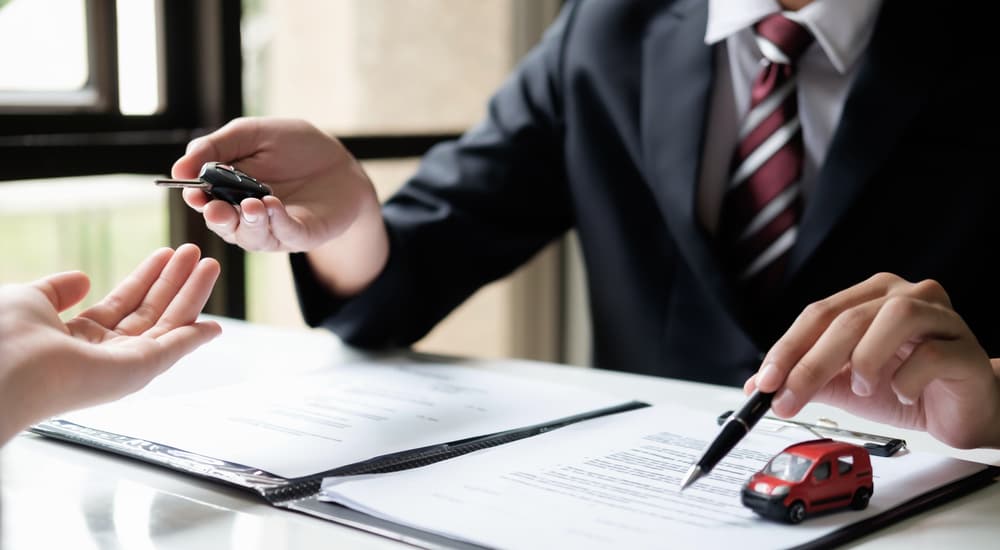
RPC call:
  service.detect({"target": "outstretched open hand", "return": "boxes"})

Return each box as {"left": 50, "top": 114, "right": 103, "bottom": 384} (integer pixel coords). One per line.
{"left": 0, "top": 244, "right": 221, "bottom": 444}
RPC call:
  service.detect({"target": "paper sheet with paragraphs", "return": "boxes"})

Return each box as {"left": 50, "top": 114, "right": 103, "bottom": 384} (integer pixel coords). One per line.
{"left": 319, "top": 404, "right": 988, "bottom": 549}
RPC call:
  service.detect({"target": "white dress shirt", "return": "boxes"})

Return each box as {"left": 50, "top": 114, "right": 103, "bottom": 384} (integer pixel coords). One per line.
{"left": 697, "top": 0, "right": 882, "bottom": 234}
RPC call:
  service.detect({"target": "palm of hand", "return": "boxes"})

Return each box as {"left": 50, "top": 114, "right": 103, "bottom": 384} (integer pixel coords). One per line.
{"left": 22, "top": 292, "right": 158, "bottom": 404}
{"left": 0, "top": 245, "right": 220, "bottom": 435}
{"left": 0, "top": 285, "right": 149, "bottom": 421}
{"left": 273, "top": 173, "right": 361, "bottom": 248}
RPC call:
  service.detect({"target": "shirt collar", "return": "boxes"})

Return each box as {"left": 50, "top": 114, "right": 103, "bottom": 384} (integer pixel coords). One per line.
{"left": 705, "top": 0, "right": 883, "bottom": 74}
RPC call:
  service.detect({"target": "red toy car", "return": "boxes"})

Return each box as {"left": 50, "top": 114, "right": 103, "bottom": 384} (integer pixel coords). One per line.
{"left": 741, "top": 439, "right": 874, "bottom": 524}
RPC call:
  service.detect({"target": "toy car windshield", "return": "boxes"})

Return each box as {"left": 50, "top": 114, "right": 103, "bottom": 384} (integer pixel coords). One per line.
{"left": 762, "top": 452, "right": 813, "bottom": 482}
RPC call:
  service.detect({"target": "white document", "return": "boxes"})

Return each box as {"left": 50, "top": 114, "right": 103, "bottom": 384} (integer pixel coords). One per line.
{"left": 319, "top": 405, "right": 987, "bottom": 550}
{"left": 58, "top": 322, "right": 628, "bottom": 479}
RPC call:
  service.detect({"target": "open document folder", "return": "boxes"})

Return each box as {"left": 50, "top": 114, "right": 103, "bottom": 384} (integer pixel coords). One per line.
{"left": 29, "top": 318, "right": 998, "bottom": 549}
{"left": 315, "top": 404, "right": 998, "bottom": 550}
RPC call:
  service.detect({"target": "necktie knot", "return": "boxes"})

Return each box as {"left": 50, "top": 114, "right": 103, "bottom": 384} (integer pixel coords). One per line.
{"left": 754, "top": 14, "right": 813, "bottom": 65}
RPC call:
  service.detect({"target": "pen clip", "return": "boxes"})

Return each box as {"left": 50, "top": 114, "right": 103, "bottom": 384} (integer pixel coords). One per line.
{"left": 717, "top": 410, "right": 907, "bottom": 457}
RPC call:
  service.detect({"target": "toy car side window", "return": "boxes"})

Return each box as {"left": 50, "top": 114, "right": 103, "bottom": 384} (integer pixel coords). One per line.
{"left": 813, "top": 461, "right": 831, "bottom": 481}
{"left": 837, "top": 455, "right": 854, "bottom": 475}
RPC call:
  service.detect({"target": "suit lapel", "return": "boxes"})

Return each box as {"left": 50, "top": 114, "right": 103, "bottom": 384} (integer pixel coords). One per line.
{"left": 786, "top": 4, "right": 930, "bottom": 278}
{"left": 640, "top": 0, "right": 738, "bottom": 309}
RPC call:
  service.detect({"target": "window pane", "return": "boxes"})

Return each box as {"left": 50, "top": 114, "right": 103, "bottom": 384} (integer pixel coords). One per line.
{"left": 0, "top": 0, "right": 89, "bottom": 94}
{"left": 242, "top": 0, "right": 516, "bottom": 134}
{"left": 0, "top": 175, "right": 168, "bottom": 318}
{"left": 117, "top": 0, "right": 161, "bottom": 115}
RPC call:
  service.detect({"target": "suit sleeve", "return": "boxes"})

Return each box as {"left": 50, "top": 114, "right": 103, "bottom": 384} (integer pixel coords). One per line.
{"left": 290, "top": 1, "right": 580, "bottom": 348}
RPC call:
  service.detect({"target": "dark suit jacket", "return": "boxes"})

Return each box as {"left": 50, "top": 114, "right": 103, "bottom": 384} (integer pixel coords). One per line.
{"left": 292, "top": 0, "right": 996, "bottom": 386}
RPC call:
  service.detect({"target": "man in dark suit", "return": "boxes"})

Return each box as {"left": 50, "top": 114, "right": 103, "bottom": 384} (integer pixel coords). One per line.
{"left": 172, "top": 0, "right": 997, "bottom": 438}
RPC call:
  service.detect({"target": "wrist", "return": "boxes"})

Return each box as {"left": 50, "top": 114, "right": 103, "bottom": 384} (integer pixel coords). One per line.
{"left": 0, "top": 336, "right": 50, "bottom": 447}
{"left": 307, "top": 188, "right": 389, "bottom": 297}
{"left": 0, "top": 318, "right": 18, "bottom": 445}
{"left": 0, "top": 352, "right": 29, "bottom": 447}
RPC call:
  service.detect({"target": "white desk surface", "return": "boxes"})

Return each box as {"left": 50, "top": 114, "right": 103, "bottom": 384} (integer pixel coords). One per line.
{"left": 3, "top": 319, "right": 999, "bottom": 549}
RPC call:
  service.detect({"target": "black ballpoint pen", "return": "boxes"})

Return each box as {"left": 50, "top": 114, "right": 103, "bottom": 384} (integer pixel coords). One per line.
{"left": 679, "top": 389, "right": 774, "bottom": 491}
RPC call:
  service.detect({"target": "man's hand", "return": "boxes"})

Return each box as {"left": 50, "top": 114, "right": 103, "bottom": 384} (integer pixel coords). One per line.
{"left": 747, "top": 273, "right": 1000, "bottom": 449}
{"left": 172, "top": 117, "right": 388, "bottom": 296}
{"left": 0, "top": 244, "right": 221, "bottom": 445}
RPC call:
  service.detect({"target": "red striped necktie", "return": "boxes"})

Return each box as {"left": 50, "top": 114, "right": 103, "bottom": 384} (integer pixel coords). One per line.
{"left": 719, "top": 14, "right": 813, "bottom": 299}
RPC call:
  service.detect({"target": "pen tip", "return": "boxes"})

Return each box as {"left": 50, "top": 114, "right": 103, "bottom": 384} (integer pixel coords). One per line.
{"left": 679, "top": 465, "right": 702, "bottom": 492}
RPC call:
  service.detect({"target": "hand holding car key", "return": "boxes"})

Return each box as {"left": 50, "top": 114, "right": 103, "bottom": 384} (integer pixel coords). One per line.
{"left": 156, "top": 162, "right": 273, "bottom": 205}
{"left": 167, "top": 118, "right": 391, "bottom": 294}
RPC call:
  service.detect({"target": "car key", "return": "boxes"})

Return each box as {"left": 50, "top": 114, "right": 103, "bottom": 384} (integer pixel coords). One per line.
{"left": 155, "top": 162, "right": 272, "bottom": 206}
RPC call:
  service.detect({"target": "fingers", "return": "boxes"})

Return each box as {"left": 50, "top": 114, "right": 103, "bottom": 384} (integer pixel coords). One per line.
{"left": 201, "top": 198, "right": 272, "bottom": 248}
{"left": 757, "top": 274, "right": 956, "bottom": 418}
{"left": 884, "top": 321, "right": 975, "bottom": 406}
{"left": 262, "top": 195, "right": 308, "bottom": 247}
{"left": 195, "top": 195, "right": 304, "bottom": 251}
{"left": 767, "top": 300, "right": 936, "bottom": 417}
{"left": 233, "top": 198, "right": 282, "bottom": 250}
{"left": 182, "top": 188, "right": 211, "bottom": 212}
{"left": 172, "top": 117, "right": 261, "bottom": 179}
{"left": 890, "top": 340, "right": 965, "bottom": 406}
{"left": 149, "top": 321, "right": 223, "bottom": 371}
{"left": 32, "top": 271, "right": 91, "bottom": 312}
{"left": 770, "top": 300, "right": 886, "bottom": 416}
{"left": 756, "top": 273, "right": 905, "bottom": 394}
{"left": 200, "top": 200, "right": 241, "bottom": 244}
{"left": 77, "top": 247, "right": 175, "bottom": 328}
{"left": 145, "top": 257, "right": 221, "bottom": 338}
{"left": 850, "top": 298, "right": 963, "bottom": 399}
{"left": 116, "top": 245, "right": 206, "bottom": 335}
{"left": 891, "top": 338, "right": 995, "bottom": 448}
{"left": 173, "top": 138, "right": 219, "bottom": 179}
{"left": 80, "top": 244, "right": 202, "bottom": 335}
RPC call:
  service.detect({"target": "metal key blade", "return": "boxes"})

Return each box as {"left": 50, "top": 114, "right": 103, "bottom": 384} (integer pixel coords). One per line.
{"left": 155, "top": 179, "right": 211, "bottom": 189}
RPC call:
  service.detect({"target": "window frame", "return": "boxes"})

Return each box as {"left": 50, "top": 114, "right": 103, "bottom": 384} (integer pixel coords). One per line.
{"left": 0, "top": 0, "right": 243, "bottom": 176}
{"left": 0, "top": 0, "right": 248, "bottom": 316}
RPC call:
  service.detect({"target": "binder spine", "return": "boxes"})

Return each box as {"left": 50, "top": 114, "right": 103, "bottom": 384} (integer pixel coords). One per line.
{"left": 262, "top": 479, "right": 324, "bottom": 503}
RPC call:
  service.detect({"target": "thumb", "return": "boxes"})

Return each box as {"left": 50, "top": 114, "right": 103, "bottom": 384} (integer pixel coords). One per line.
{"left": 32, "top": 271, "right": 91, "bottom": 312}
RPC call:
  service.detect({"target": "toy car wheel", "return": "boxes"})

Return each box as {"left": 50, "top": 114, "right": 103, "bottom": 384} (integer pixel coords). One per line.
{"left": 851, "top": 486, "right": 872, "bottom": 510}
{"left": 787, "top": 501, "right": 806, "bottom": 524}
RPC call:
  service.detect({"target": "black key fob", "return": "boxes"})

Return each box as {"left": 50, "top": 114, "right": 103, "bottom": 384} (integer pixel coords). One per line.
{"left": 155, "top": 162, "right": 273, "bottom": 206}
